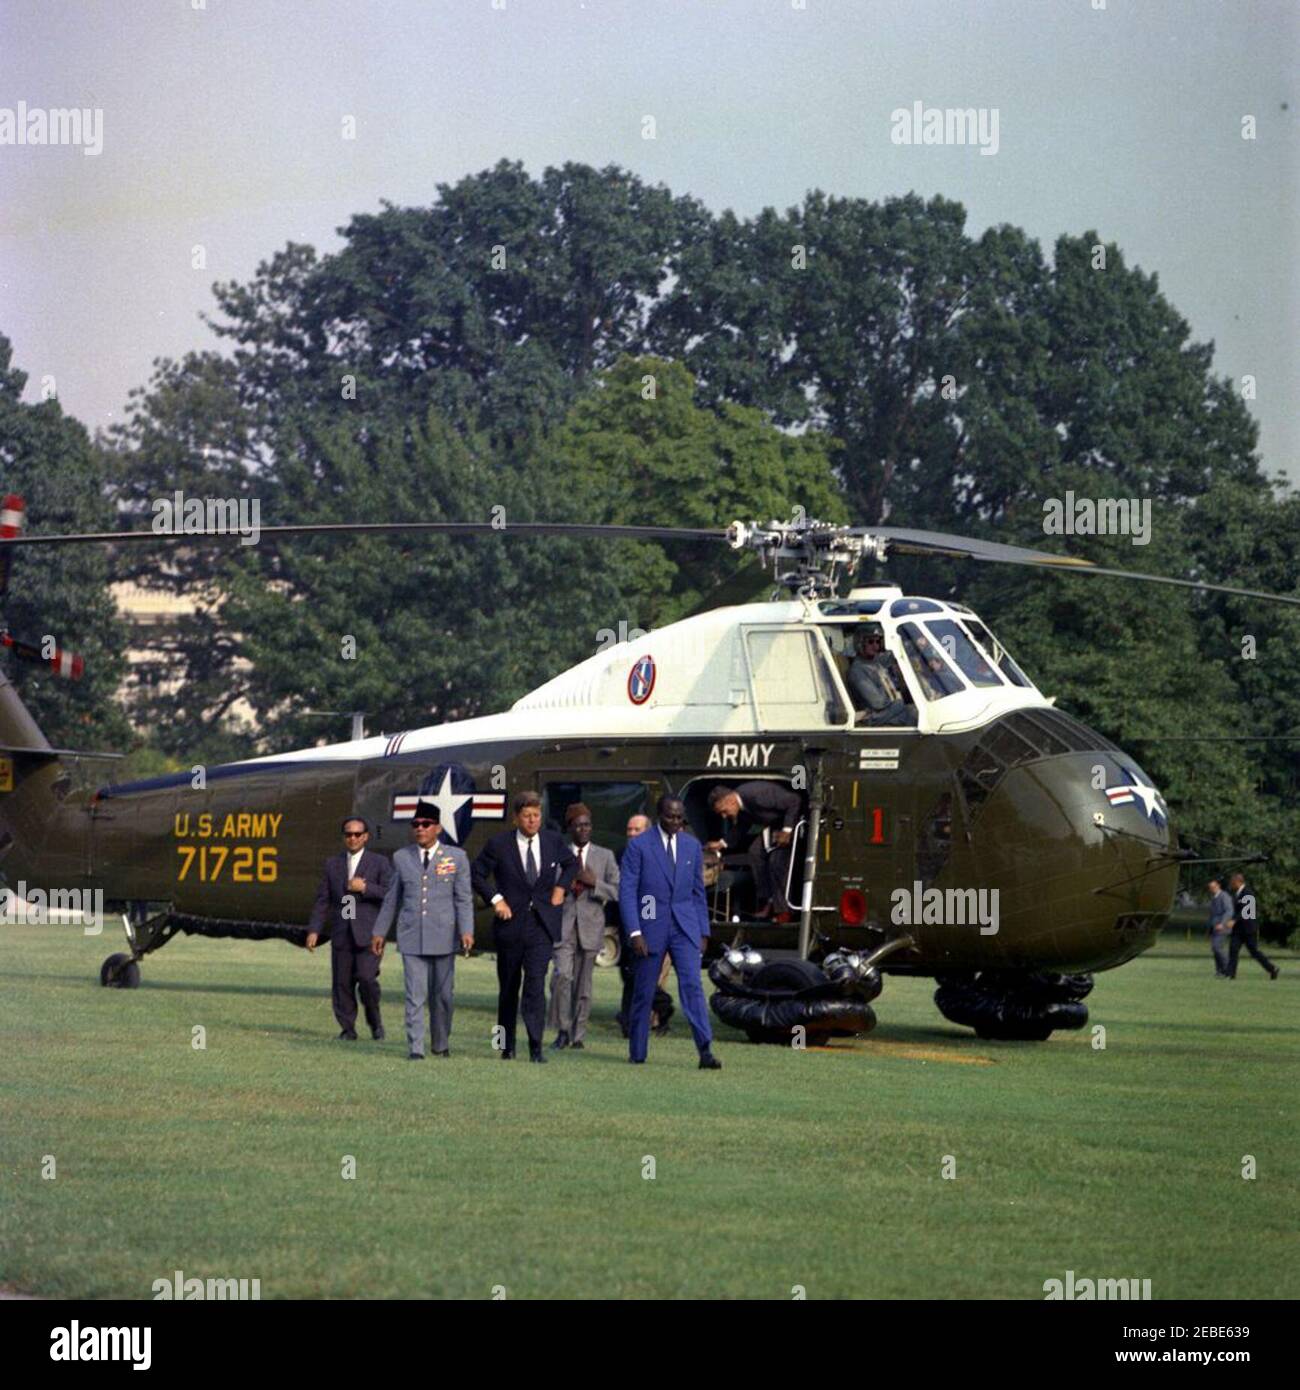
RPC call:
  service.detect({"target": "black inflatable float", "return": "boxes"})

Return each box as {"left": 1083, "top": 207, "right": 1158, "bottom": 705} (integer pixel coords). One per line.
{"left": 933, "top": 970, "right": 1093, "bottom": 1041}
{"left": 708, "top": 949, "right": 882, "bottom": 1044}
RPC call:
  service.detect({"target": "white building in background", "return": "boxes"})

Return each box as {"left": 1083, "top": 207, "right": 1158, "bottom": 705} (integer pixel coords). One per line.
{"left": 111, "top": 581, "right": 259, "bottom": 733}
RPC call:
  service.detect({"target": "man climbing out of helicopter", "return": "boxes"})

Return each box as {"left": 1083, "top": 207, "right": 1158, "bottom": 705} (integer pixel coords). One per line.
{"left": 845, "top": 624, "right": 917, "bottom": 727}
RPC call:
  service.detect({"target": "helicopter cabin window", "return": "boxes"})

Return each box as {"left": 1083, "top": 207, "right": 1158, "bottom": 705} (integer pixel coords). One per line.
{"left": 543, "top": 782, "right": 651, "bottom": 843}
{"left": 826, "top": 625, "right": 917, "bottom": 729}
{"left": 744, "top": 628, "right": 847, "bottom": 728}
{"left": 924, "top": 620, "right": 1004, "bottom": 688}
{"left": 961, "top": 618, "right": 1032, "bottom": 688}
{"left": 897, "top": 623, "right": 965, "bottom": 700}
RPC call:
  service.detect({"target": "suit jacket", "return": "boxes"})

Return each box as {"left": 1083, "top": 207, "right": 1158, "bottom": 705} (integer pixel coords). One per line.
{"left": 307, "top": 848, "right": 393, "bottom": 949}
{"left": 618, "top": 827, "right": 710, "bottom": 953}
{"left": 732, "top": 780, "right": 803, "bottom": 832}
{"left": 373, "top": 840, "right": 473, "bottom": 956}
{"left": 472, "top": 827, "right": 578, "bottom": 945}
{"left": 562, "top": 841, "right": 620, "bottom": 951}
{"left": 1231, "top": 883, "right": 1258, "bottom": 932}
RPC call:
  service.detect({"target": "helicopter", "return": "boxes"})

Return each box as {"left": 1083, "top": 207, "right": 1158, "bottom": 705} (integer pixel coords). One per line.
{"left": 1, "top": 505, "right": 1295, "bottom": 1041}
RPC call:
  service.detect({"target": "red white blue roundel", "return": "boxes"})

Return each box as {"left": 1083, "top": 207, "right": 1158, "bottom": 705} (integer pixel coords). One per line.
{"left": 628, "top": 654, "right": 656, "bottom": 705}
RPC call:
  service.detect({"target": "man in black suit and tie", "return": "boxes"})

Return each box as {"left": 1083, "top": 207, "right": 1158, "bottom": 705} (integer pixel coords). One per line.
{"left": 707, "top": 781, "right": 805, "bottom": 921}
{"left": 306, "top": 816, "right": 395, "bottom": 1040}
{"left": 472, "top": 791, "right": 577, "bottom": 1062}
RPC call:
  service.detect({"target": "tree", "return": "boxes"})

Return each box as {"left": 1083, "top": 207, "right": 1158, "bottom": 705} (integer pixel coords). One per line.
{"left": 0, "top": 335, "right": 129, "bottom": 750}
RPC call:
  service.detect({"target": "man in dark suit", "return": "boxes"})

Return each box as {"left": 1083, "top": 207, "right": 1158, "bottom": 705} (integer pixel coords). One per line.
{"left": 618, "top": 795, "right": 720, "bottom": 1069}
{"left": 706, "top": 781, "right": 805, "bottom": 920}
{"left": 306, "top": 815, "right": 394, "bottom": 1040}
{"left": 1227, "top": 872, "right": 1280, "bottom": 980}
{"left": 472, "top": 790, "right": 577, "bottom": 1062}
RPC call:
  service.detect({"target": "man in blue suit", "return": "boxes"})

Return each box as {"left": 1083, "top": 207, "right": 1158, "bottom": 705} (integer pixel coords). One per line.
{"left": 618, "top": 795, "right": 721, "bottom": 1069}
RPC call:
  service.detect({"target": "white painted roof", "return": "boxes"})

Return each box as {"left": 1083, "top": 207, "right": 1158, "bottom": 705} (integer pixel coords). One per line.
{"left": 245, "top": 597, "right": 1050, "bottom": 763}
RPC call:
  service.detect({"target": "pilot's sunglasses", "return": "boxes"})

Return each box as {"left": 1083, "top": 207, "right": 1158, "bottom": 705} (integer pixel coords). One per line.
{"left": 342, "top": 830, "right": 367, "bottom": 837}
{"left": 411, "top": 819, "right": 436, "bottom": 828}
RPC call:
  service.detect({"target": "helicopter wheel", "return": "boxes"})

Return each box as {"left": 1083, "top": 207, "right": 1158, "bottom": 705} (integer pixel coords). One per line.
{"left": 100, "top": 953, "right": 141, "bottom": 989}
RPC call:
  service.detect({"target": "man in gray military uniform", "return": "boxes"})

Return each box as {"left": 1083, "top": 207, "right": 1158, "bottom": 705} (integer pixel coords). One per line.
{"left": 549, "top": 802, "right": 620, "bottom": 1050}
{"left": 373, "top": 800, "right": 474, "bottom": 1059}
{"left": 846, "top": 624, "right": 917, "bottom": 727}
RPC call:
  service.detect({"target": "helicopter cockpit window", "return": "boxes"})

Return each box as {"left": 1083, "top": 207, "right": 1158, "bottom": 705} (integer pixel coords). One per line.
{"left": 924, "top": 620, "right": 1004, "bottom": 688}
{"left": 961, "top": 618, "right": 1032, "bottom": 688}
{"left": 898, "top": 623, "right": 965, "bottom": 700}
{"left": 745, "top": 628, "right": 847, "bottom": 728}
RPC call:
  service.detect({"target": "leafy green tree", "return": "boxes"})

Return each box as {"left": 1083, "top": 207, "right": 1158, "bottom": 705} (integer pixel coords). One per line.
{"left": 0, "top": 335, "right": 129, "bottom": 750}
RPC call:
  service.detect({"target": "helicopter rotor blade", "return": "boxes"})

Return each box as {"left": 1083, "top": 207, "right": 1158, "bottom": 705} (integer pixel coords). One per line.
{"left": 0, "top": 520, "right": 730, "bottom": 549}
{"left": 869, "top": 526, "right": 1300, "bottom": 609}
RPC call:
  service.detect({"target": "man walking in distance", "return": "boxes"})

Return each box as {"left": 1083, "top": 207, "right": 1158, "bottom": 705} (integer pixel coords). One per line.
{"left": 1206, "top": 878, "right": 1234, "bottom": 978}
{"left": 550, "top": 803, "right": 620, "bottom": 1051}
{"left": 473, "top": 791, "right": 577, "bottom": 1063}
{"left": 306, "top": 816, "right": 394, "bottom": 1041}
{"left": 706, "top": 781, "right": 804, "bottom": 921}
{"left": 619, "top": 795, "right": 720, "bottom": 1070}
{"left": 371, "top": 802, "right": 473, "bottom": 1059}
{"left": 1226, "top": 871, "right": 1280, "bottom": 980}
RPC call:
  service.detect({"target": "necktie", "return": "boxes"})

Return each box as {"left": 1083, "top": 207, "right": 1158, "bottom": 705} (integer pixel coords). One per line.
{"left": 422, "top": 849, "right": 430, "bottom": 871}
{"left": 525, "top": 838, "right": 538, "bottom": 886}
{"left": 667, "top": 833, "right": 676, "bottom": 863}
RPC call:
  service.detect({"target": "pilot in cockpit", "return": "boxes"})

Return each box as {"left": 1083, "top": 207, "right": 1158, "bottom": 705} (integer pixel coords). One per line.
{"left": 845, "top": 624, "right": 918, "bottom": 727}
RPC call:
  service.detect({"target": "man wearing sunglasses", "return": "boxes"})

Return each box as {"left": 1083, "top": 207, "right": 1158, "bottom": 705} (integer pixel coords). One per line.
{"left": 306, "top": 816, "right": 394, "bottom": 1041}
{"left": 373, "top": 801, "right": 475, "bottom": 1059}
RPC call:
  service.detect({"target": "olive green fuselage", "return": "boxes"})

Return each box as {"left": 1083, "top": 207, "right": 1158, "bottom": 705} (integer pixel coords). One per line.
{"left": 1, "top": 709, "right": 1176, "bottom": 975}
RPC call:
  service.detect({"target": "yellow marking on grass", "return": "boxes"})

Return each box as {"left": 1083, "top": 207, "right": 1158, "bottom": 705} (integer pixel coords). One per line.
{"left": 807, "top": 1040, "right": 994, "bottom": 1065}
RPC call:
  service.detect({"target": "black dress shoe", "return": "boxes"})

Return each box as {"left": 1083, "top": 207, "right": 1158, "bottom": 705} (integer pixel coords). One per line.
{"left": 407, "top": 1052, "right": 424, "bottom": 1061}
{"left": 433, "top": 1049, "right": 450, "bottom": 1057}
{"left": 372, "top": 1026, "right": 385, "bottom": 1041}
{"left": 529, "top": 1049, "right": 548, "bottom": 1064}
{"left": 551, "top": 1031, "right": 570, "bottom": 1050}
{"left": 569, "top": 1040, "right": 584, "bottom": 1050}
{"left": 338, "top": 1030, "right": 358, "bottom": 1041}
{"left": 1270, "top": 967, "right": 1280, "bottom": 980}
{"left": 629, "top": 1057, "right": 645, "bottom": 1064}
{"left": 698, "top": 1051, "right": 722, "bottom": 1070}
{"left": 500, "top": 1049, "right": 516, "bottom": 1060}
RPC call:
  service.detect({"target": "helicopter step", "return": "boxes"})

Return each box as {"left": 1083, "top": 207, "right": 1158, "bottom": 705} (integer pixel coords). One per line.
{"left": 933, "top": 970, "right": 1094, "bottom": 1042}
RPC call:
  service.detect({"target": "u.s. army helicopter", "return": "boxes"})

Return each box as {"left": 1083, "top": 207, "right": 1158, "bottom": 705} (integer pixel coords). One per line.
{"left": 1, "top": 505, "right": 1294, "bottom": 1039}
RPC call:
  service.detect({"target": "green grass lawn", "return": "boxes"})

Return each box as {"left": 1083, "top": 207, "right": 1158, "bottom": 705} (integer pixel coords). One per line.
{"left": 1, "top": 926, "right": 1295, "bottom": 1300}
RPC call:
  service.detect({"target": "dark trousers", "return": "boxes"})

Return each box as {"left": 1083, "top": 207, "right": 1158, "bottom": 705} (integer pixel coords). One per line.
{"left": 749, "top": 834, "right": 793, "bottom": 914}
{"left": 1229, "top": 922, "right": 1277, "bottom": 977}
{"left": 496, "top": 916, "right": 553, "bottom": 1053}
{"left": 628, "top": 926, "right": 712, "bottom": 1063}
{"left": 331, "top": 941, "right": 381, "bottom": 1036}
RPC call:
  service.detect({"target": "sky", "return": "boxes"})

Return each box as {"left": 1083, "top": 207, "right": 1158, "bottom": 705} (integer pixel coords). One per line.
{"left": 2, "top": 0, "right": 1296, "bottom": 482}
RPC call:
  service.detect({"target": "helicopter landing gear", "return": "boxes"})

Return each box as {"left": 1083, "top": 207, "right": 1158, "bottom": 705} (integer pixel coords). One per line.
{"left": 99, "top": 952, "right": 140, "bottom": 988}
{"left": 934, "top": 970, "right": 1093, "bottom": 1041}
{"left": 98, "top": 904, "right": 180, "bottom": 989}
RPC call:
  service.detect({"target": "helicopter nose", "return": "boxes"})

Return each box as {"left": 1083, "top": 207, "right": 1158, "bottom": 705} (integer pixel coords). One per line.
{"left": 942, "top": 712, "right": 1180, "bottom": 971}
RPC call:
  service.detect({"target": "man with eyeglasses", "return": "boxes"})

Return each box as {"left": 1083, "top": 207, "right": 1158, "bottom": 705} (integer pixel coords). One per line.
{"left": 306, "top": 815, "right": 394, "bottom": 1041}
{"left": 372, "top": 801, "right": 474, "bottom": 1059}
